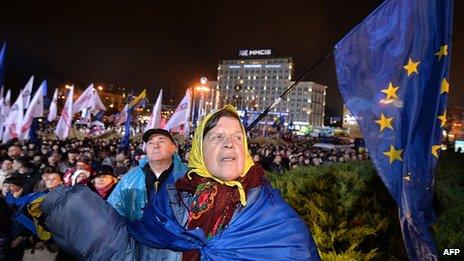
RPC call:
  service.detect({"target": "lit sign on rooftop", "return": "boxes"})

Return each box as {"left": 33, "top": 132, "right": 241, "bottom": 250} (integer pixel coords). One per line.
{"left": 238, "top": 49, "right": 272, "bottom": 57}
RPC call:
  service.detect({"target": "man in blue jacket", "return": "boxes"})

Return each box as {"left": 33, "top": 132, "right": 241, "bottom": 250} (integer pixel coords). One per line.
{"left": 108, "top": 128, "right": 188, "bottom": 222}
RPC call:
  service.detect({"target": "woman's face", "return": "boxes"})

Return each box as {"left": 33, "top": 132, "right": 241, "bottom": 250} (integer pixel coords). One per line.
{"left": 75, "top": 173, "right": 87, "bottom": 184}
{"left": 93, "top": 175, "right": 115, "bottom": 188}
{"left": 202, "top": 116, "right": 245, "bottom": 181}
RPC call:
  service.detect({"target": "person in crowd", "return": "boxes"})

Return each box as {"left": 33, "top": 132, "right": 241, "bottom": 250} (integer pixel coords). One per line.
{"left": 58, "top": 148, "right": 79, "bottom": 173}
{"left": 11, "top": 156, "right": 41, "bottom": 195}
{"left": 7, "top": 145, "right": 22, "bottom": 160}
{"left": 113, "top": 153, "right": 128, "bottom": 177}
{"left": 88, "top": 165, "right": 118, "bottom": 200}
{"left": 0, "top": 158, "right": 14, "bottom": 187}
{"left": 108, "top": 128, "right": 188, "bottom": 221}
{"left": 38, "top": 106, "right": 319, "bottom": 260}
{"left": 71, "top": 170, "right": 91, "bottom": 186}
{"left": 269, "top": 154, "right": 286, "bottom": 174}
{"left": 63, "top": 158, "right": 93, "bottom": 186}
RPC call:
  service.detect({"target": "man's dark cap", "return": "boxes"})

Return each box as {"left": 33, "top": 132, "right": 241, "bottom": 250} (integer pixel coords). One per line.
{"left": 142, "top": 128, "right": 175, "bottom": 143}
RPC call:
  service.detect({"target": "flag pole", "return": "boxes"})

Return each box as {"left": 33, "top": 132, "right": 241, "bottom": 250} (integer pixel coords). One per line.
{"left": 245, "top": 47, "right": 335, "bottom": 133}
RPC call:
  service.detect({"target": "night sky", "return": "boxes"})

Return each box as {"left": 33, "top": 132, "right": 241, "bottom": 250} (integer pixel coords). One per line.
{"left": 1, "top": 0, "right": 463, "bottom": 116}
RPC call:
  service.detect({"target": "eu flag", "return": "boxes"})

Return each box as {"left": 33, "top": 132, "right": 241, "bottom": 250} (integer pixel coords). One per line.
{"left": 334, "top": 0, "right": 453, "bottom": 260}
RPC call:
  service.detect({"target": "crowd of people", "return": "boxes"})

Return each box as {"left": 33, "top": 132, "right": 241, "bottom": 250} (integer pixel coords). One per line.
{"left": 0, "top": 115, "right": 367, "bottom": 260}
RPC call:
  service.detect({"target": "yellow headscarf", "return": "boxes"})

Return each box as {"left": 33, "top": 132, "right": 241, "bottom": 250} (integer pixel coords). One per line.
{"left": 187, "top": 105, "right": 254, "bottom": 206}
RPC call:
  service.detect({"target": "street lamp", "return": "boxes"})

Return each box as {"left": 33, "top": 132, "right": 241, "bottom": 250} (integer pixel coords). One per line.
{"left": 98, "top": 86, "right": 103, "bottom": 91}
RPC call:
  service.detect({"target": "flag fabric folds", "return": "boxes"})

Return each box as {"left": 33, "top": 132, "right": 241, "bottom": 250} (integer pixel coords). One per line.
{"left": 164, "top": 90, "right": 191, "bottom": 134}
{"left": 0, "top": 42, "right": 5, "bottom": 88}
{"left": 334, "top": 0, "right": 453, "bottom": 259}
{"left": 128, "top": 89, "right": 146, "bottom": 109}
{"left": 144, "top": 89, "right": 163, "bottom": 132}
{"left": 116, "top": 104, "right": 128, "bottom": 126}
{"left": 47, "top": 88, "right": 58, "bottom": 122}
{"left": 1, "top": 89, "right": 11, "bottom": 117}
{"left": 54, "top": 86, "right": 74, "bottom": 140}
{"left": 72, "top": 84, "right": 107, "bottom": 115}
{"left": 21, "top": 76, "right": 34, "bottom": 109}
{"left": 20, "top": 80, "right": 46, "bottom": 140}
{"left": 2, "top": 90, "right": 24, "bottom": 142}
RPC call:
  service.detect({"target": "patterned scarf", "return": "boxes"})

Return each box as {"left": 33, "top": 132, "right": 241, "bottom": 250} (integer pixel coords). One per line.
{"left": 175, "top": 165, "right": 266, "bottom": 261}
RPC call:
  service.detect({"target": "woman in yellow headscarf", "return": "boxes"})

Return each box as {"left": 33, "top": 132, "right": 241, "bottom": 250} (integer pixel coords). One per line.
{"left": 174, "top": 105, "right": 320, "bottom": 260}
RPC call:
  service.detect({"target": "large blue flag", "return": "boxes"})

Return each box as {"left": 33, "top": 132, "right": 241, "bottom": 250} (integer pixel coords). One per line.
{"left": 334, "top": 0, "right": 453, "bottom": 260}
{"left": 0, "top": 42, "right": 6, "bottom": 88}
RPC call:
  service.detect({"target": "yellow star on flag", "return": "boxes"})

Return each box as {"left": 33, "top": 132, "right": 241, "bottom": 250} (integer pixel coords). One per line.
{"left": 383, "top": 145, "right": 403, "bottom": 164}
{"left": 434, "top": 45, "right": 448, "bottom": 60}
{"left": 437, "top": 110, "right": 447, "bottom": 127}
{"left": 375, "top": 113, "right": 393, "bottom": 132}
{"left": 403, "top": 58, "right": 420, "bottom": 76}
{"left": 431, "top": 144, "right": 442, "bottom": 158}
{"left": 381, "top": 82, "right": 399, "bottom": 100}
{"left": 440, "top": 79, "right": 449, "bottom": 94}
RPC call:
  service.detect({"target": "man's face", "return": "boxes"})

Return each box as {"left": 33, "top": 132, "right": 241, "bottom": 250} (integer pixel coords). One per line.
{"left": 145, "top": 134, "right": 177, "bottom": 162}
{"left": 202, "top": 116, "right": 245, "bottom": 181}
{"left": 45, "top": 173, "right": 63, "bottom": 190}
{"left": 12, "top": 160, "right": 22, "bottom": 171}
{"left": 1, "top": 183, "right": 9, "bottom": 196}
{"left": 68, "top": 153, "right": 78, "bottom": 161}
{"left": 7, "top": 146, "right": 21, "bottom": 158}
{"left": 2, "top": 160, "right": 12, "bottom": 171}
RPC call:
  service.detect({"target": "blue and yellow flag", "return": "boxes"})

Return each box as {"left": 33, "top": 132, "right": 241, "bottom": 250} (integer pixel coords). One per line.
{"left": 128, "top": 89, "right": 147, "bottom": 109}
{"left": 334, "top": 0, "right": 453, "bottom": 259}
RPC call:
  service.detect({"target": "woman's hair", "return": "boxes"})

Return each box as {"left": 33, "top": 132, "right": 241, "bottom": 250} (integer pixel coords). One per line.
{"left": 203, "top": 110, "right": 240, "bottom": 138}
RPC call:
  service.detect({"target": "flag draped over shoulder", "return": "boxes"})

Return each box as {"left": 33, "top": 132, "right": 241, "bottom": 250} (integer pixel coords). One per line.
{"left": 334, "top": 0, "right": 453, "bottom": 260}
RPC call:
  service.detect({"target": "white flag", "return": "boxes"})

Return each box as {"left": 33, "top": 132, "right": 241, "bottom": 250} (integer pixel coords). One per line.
{"left": 144, "top": 89, "right": 163, "bottom": 132}
{"left": 47, "top": 88, "right": 58, "bottom": 122}
{"left": 72, "top": 84, "right": 106, "bottom": 115}
{"left": 164, "top": 90, "right": 191, "bottom": 133}
{"left": 20, "top": 81, "right": 45, "bottom": 140}
{"left": 72, "top": 84, "right": 93, "bottom": 115}
{"left": 1, "top": 89, "right": 11, "bottom": 117}
{"left": 116, "top": 104, "right": 128, "bottom": 126}
{"left": 55, "top": 86, "right": 74, "bottom": 140}
{"left": 2, "top": 92, "right": 24, "bottom": 142}
{"left": 91, "top": 90, "right": 106, "bottom": 114}
{"left": 21, "top": 76, "right": 34, "bottom": 109}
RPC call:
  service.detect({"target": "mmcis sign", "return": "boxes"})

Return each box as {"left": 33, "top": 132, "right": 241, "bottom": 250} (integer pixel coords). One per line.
{"left": 238, "top": 49, "right": 272, "bottom": 57}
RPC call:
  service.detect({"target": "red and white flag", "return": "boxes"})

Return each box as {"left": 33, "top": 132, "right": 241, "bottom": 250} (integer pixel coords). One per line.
{"left": 20, "top": 81, "right": 45, "bottom": 140}
{"left": 72, "top": 84, "right": 106, "bottom": 115}
{"left": 164, "top": 89, "right": 191, "bottom": 135}
{"left": 54, "top": 86, "right": 74, "bottom": 140}
{"left": 2, "top": 92, "right": 24, "bottom": 142}
{"left": 21, "top": 76, "right": 34, "bottom": 109}
{"left": 116, "top": 104, "right": 128, "bottom": 126}
{"left": 0, "top": 89, "right": 11, "bottom": 117}
{"left": 47, "top": 88, "right": 58, "bottom": 122}
{"left": 144, "top": 89, "right": 162, "bottom": 132}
